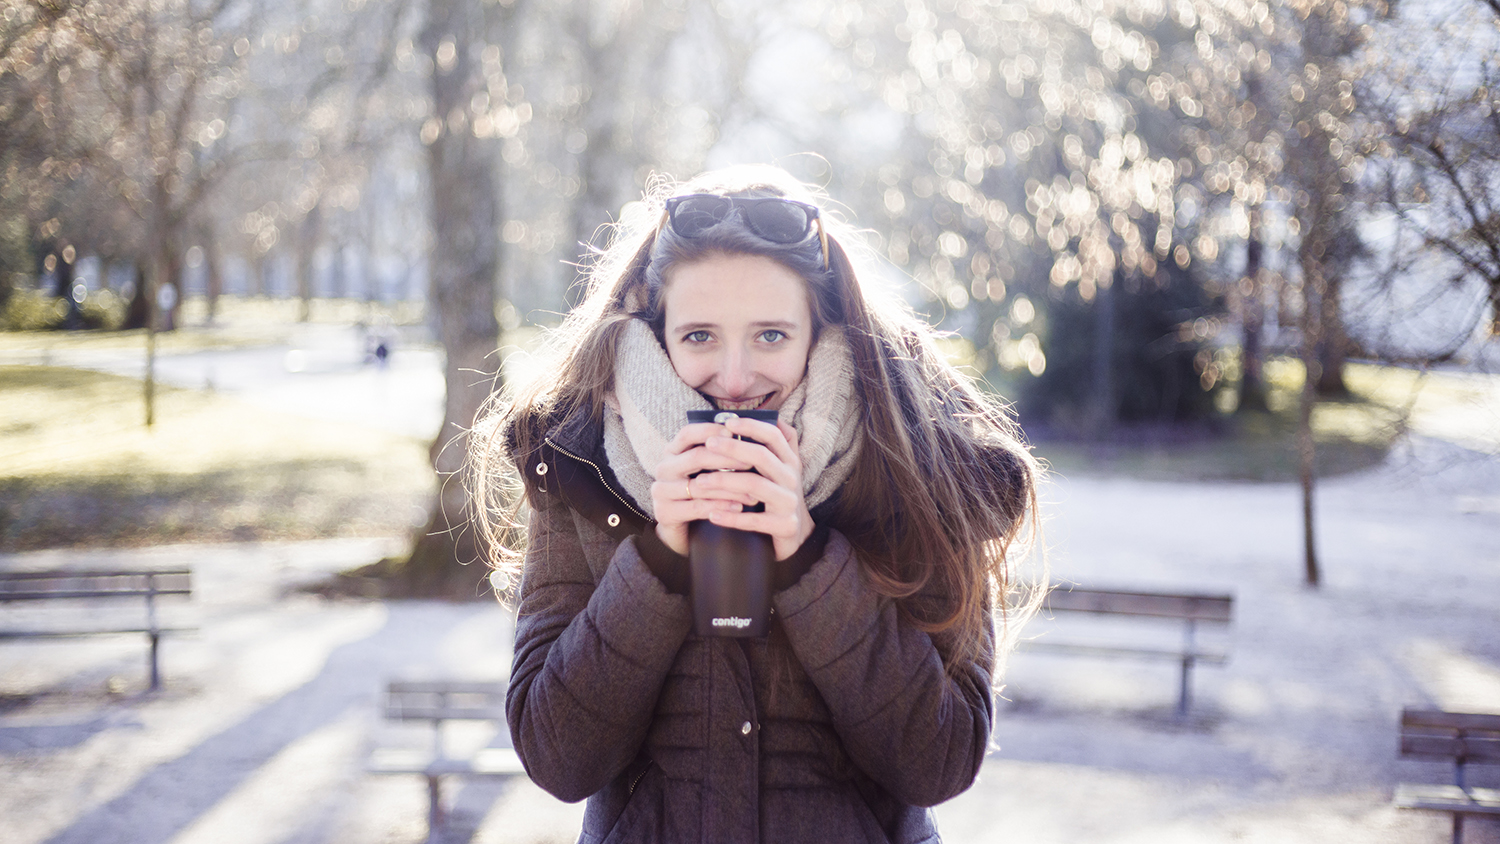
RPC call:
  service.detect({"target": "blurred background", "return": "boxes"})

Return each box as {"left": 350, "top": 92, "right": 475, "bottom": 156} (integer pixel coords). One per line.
{"left": 2, "top": 0, "right": 1498, "bottom": 583}
{"left": 2, "top": 0, "right": 1499, "bottom": 841}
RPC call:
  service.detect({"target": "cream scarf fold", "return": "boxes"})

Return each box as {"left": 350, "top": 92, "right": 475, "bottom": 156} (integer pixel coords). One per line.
{"left": 603, "top": 318, "right": 862, "bottom": 520}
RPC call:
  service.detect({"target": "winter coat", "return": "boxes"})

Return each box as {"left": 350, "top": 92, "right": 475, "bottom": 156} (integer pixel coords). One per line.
{"left": 505, "top": 405, "right": 996, "bottom": 844}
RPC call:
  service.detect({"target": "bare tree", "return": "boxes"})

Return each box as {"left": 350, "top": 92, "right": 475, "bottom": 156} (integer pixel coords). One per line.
{"left": 811, "top": 0, "right": 1240, "bottom": 435}
{"left": 1284, "top": 0, "right": 1380, "bottom": 586}
{"left": 558, "top": 0, "right": 684, "bottom": 305}
{"left": 396, "top": 0, "right": 508, "bottom": 597}
{"left": 1365, "top": 0, "right": 1500, "bottom": 347}
{"left": 0, "top": 0, "right": 253, "bottom": 419}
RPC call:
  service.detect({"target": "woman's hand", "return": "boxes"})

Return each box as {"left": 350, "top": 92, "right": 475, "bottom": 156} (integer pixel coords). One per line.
{"left": 650, "top": 416, "right": 814, "bottom": 561}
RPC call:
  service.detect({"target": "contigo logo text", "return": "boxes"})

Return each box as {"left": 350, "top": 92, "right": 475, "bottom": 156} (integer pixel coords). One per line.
{"left": 712, "top": 617, "right": 752, "bottom": 629}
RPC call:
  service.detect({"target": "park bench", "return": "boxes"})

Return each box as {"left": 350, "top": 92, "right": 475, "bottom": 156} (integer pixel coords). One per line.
{"left": 1018, "top": 586, "right": 1234, "bottom": 715}
{"left": 0, "top": 568, "right": 194, "bottom": 691}
{"left": 367, "top": 679, "right": 526, "bottom": 838}
{"left": 1395, "top": 708, "right": 1500, "bottom": 843}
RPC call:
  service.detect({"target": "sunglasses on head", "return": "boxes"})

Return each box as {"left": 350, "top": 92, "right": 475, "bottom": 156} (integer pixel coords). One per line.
{"left": 663, "top": 193, "right": 830, "bottom": 270}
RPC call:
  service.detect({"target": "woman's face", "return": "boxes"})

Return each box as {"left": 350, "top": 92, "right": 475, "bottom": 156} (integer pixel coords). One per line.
{"left": 661, "top": 252, "right": 814, "bottom": 412}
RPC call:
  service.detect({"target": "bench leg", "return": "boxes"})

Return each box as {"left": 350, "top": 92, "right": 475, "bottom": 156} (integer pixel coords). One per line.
{"left": 1177, "top": 619, "right": 1198, "bottom": 717}
{"left": 426, "top": 774, "right": 443, "bottom": 842}
{"left": 148, "top": 632, "right": 162, "bottom": 692}
{"left": 1453, "top": 812, "right": 1463, "bottom": 844}
{"left": 1177, "top": 656, "right": 1192, "bottom": 717}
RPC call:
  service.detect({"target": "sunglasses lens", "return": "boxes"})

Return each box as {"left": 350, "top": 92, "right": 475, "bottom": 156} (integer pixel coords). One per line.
{"left": 670, "top": 196, "right": 731, "bottom": 237}
{"left": 744, "top": 200, "right": 812, "bottom": 243}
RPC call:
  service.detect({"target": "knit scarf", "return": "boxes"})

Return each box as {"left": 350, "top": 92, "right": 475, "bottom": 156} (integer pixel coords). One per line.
{"left": 603, "top": 318, "right": 862, "bottom": 520}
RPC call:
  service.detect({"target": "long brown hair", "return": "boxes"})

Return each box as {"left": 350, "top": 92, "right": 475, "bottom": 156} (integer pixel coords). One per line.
{"left": 469, "top": 164, "right": 1043, "bottom": 672}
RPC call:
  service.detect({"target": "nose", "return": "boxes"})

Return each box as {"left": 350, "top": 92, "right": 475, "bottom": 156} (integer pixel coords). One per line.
{"left": 718, "top": 346, "right": 755, "bottom": 396}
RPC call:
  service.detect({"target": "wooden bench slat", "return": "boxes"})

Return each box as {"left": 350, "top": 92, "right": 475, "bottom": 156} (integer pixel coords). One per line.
{"left": 0, "top": 571, "right": 191, "bottom": 583}
{"left": 387, "top": 680, "right": 506, "bottom": 695}
{"left": 1402, "top": 735, "right": 1500, "bottom": 764}
{"left": 430, "top": 748, "right": 525, "bottom": 776}
{"left": 384, "top": 680, "right": 507, "bottom": 723}
{"left": 0, "top": 570, "right": 192, "bottom": 602}
{"left": 1395, "top": 784, "right": 1500, "bottom": 814}
{"left": 368, "top": 747, "right": 433, "bottom": 773}
{"left": 0, "top": 568, "right": 191, "bottom": 579}
{"left": 1043, "top": 587, "right": 1233, "bottom": 622}
{"left": 385, "top": 705, "right": 506, "bottom": 722}
{"left": 386, "top": 693, "right": 506, "bottom": 721}
{"left": 0, "top": 626, "right": 198, "bottom": 639}
{"left": 1018, "top": 641, "right": 1230, "bottom": 663}
{"left": 368, "top": 746, "right": 525, "bottom": 777}
{"left": 1403, "top": 709, "right": 1500, "bottom": 733}
{"left": 0, "top": 590, "right": 193, "bottom": 601}
{"left": 447, "top": 747, "right": 525, "bottom": 776}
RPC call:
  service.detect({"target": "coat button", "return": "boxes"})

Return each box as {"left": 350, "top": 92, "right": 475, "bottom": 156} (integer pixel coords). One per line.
{"left": 740, "top": 721, "right": 752, "bottom": 735}
{"left": 607, "top": 514, "right": 620, "bottom": 527}
{"left": 535, "top": 462, "right": 548, "bottom": 476}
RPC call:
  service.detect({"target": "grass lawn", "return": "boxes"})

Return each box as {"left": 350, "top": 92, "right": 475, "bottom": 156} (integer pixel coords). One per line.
{"left": 0, "top": 364, "right": 435, "bottom": 552}
{"left": 1032, "top": 357, "right": 1500, "bottom": 482}
{"left": 0, "top": 295, "right": 427, "bottom": 358}
{"left": 3, "top": 299, "right": 1496, "bottom": 552}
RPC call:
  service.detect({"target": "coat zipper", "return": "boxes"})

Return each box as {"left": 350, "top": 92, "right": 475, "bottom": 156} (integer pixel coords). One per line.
{"left": 628, "top": 762, "right": 652, "bottom": 795}
{"left": 544, "top": 437, "right": 652, "bottom": 524}
{"left": 548, "top": 436, "right": 652, "bottom": 798}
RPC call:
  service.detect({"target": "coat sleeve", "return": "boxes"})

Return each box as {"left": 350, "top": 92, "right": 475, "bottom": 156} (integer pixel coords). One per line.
{"left": 772, "top": 529, "right": 995, "bottom": 807}
{"left": 506, "top": 490, "right": 694, "bottom": 803}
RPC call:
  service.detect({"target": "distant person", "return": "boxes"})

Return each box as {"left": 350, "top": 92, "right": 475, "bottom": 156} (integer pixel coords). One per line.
{"left": 362, "top": 322, "right": 391, "bottom": 368}
{"left": 470, "top": 164, "right": 1041, "bottom": 843}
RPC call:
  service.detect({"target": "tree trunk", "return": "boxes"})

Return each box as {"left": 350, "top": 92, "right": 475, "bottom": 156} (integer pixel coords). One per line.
{"left": 203, "top": 228, "right": 224, "bottom": 324}
{"left": 1489, "top": 281, "right": 1499, "bottom": 337}
{"left": 400, "top": 0, "right": 502, "bottom": 599}
{"left": 1296, "top": 295, "right": 1320, "bottom": 589}
{"left": 1088, "top": 273, "right": 1116, "bottom": 435}
{"left": 295, "top": 205, "right": 322, "bottom": 322}
{"left": 330, "top": 241, "right": 347, "bottom": 300}
{"left": 158, "top": 242, "right": 181, "bottom": 332}
{"left": 124, "top": 264, "right": 149, "bottom": 330}
{"left": 1238, "top": 208, "right": 1268, "bottom": 413}
{"left": 50, "top": 249, "right": 72, "bottom": 297}
{"left": 55, "top": 252, "right": 84, "bottom": 329}
{"left": 249, "top": 251, "right": 265, "bottom": 297}
{"left": 1283, "top": 0, "right": 1363, "bottom": 586}
{"left": 565, "top": 30, "right": 627, "bottom": 310}
{"left": 563, "top": 0, "right": 679, "bottom": 310}
{"left": 145, "top": 253, "right": 160, "bottom": 427}
{"left": 1316, "top": 271, "right": 1349, "bottom": 397}
{"left": 566, "top": 124, "right": 620, "bottom": 309}
{"left": 1296, "top": 193, "right": 1333, "bottom": 590}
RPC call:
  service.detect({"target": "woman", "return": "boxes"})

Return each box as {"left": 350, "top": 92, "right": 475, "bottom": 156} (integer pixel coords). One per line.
{"left": 470, "top": 164, "right": 1040, "bottom": 844}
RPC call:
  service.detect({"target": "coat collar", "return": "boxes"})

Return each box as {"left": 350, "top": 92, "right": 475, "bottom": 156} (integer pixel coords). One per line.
{"left": 526, "top": 404, "right": 653, "bottom": 542}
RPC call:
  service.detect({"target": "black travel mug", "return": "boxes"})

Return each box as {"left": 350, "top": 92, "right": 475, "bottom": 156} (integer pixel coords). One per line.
{"left": 685, "top": 409, "right": 778, "bottom": 638}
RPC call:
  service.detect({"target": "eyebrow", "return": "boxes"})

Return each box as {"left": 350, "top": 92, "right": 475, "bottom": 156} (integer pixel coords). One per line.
{"left": 670, "top": 320, "right": 802, "bottom": 333}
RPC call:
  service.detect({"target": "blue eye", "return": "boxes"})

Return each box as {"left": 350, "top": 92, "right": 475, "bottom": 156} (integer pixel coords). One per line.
{"left": 760, "top": 330, "right": 786, "bottom": 343}
{"left": 684, "top": 330, "right": 711, "bottom": 343}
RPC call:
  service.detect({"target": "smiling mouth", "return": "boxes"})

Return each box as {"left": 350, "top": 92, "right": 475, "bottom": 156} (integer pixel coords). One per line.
{"left": 709, "top": 394, "right": 772, "bottom": 412}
